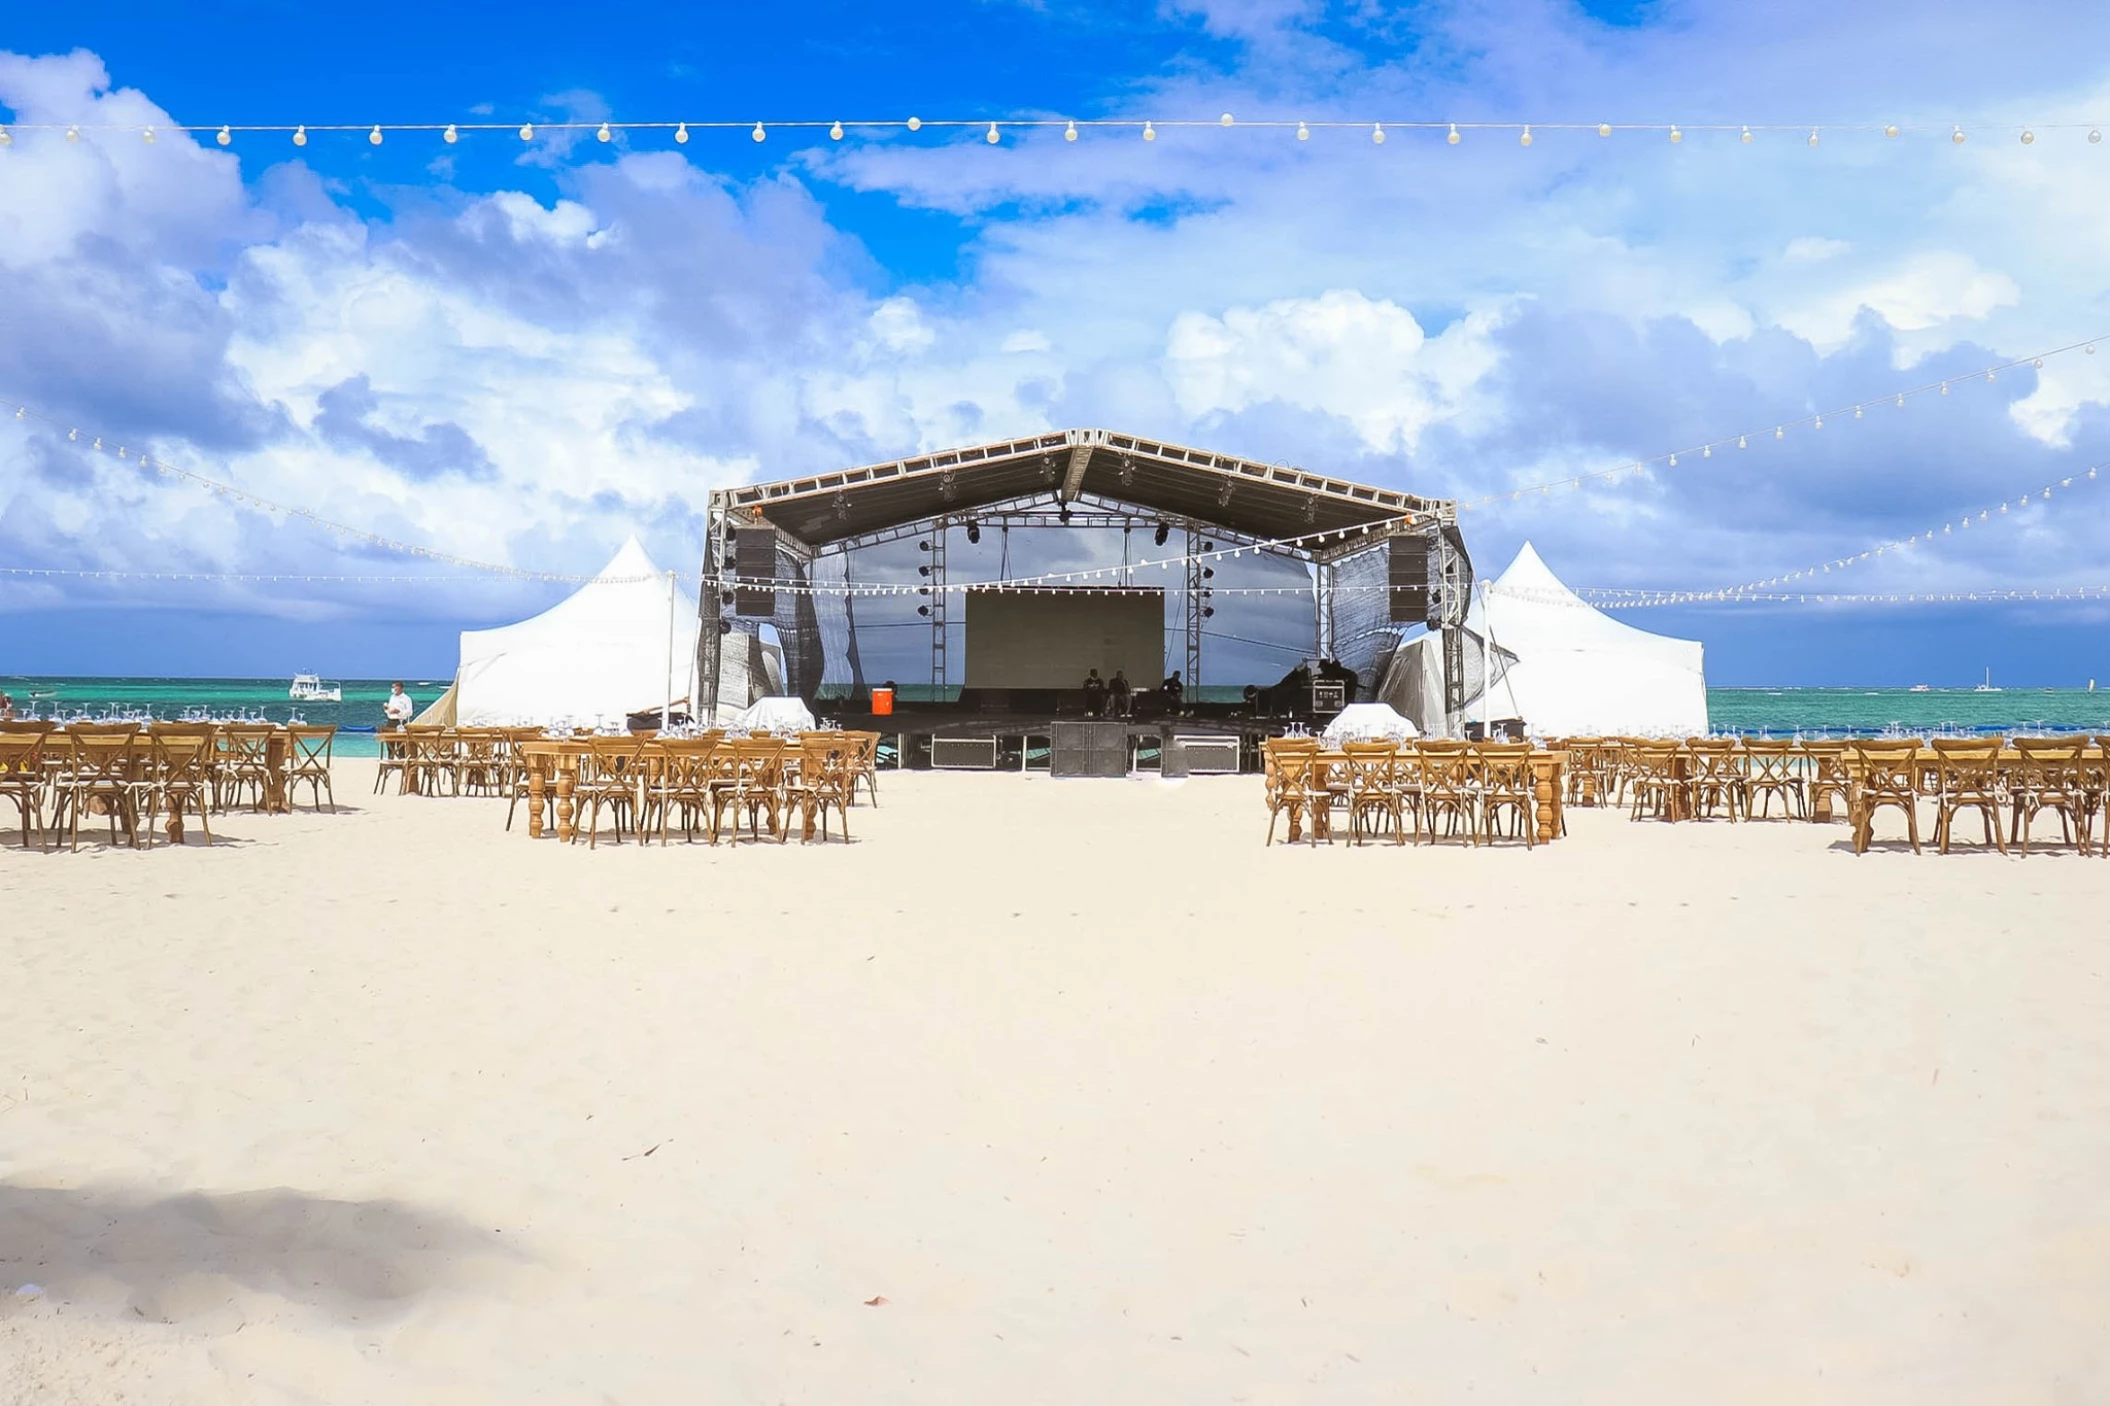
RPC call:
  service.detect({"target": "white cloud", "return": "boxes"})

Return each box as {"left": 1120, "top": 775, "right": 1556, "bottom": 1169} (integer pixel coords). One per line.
{"left": 1163, "top": 289, "right": 1499, "bottom": 453}
{"left": 1774, "top": 252, "right": 2021, "bottom": 351}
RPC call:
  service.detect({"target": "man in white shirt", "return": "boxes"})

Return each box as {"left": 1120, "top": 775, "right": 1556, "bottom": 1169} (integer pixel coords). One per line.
{"left": 384, "top": 682, "right": 415, "bottom": 727}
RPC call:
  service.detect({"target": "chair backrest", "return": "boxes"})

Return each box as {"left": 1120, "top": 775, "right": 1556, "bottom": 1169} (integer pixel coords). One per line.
{"left": 67, "top": 725, "right": 142, "bottom": 782}
{"left": 1339, "top": 742, "right": 1397, "bottom": 791}
{"left": 1472, "top": 741, "right": 1536, "bottom": 790}
{"left": 0, "top": 732, "right": 45, "bottom": 778}
{"left": 151, "top": 731, "right": 214, "bottom": 787}
{"left": 288, "top": 725, "right": 336, "bottom": 769}
{"left": 1415, "top": 739, "right": 1477, "bottom": 789}
{"left": 2010, "top": 736, "right": 2086, "bottom": 790}
{"left": 0, "top": 719, "right": 56, "bottom": 735}
{"left": 1849, "top": 739, "right": 1921, "bottom": 791}
{"left": 219, "top": 725, "right": 276, "bottom": 767}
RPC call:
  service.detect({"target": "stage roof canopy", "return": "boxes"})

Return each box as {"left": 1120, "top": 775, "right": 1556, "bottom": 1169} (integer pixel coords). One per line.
{"left": 716, "top": 428, "right": 1453, "bottom": 550}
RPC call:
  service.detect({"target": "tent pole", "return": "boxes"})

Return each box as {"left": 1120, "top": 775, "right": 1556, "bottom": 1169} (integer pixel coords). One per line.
{"left": 665, "top": 568, "right": 676, "bottom": 732}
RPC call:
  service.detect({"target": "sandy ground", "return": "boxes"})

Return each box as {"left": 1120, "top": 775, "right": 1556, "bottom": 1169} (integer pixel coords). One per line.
{"left": 3, "top": 759, "right": 2109, "bottom": 1404}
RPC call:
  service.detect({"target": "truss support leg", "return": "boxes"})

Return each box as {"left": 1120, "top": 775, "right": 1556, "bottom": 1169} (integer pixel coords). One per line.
{"left": 1184, "top": 523, "right": 1203, "bottom": 688}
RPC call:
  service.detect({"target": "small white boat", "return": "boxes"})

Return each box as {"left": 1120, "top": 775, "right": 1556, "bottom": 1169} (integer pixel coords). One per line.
{"left": 1972, "top": 668, "right": 2000, "bottom": 694}
{"left": 289, "top": 673, "right": 343, "bottom": 703}
{"left": 1908, "top": 684, "right": 1931, "bottom": 692}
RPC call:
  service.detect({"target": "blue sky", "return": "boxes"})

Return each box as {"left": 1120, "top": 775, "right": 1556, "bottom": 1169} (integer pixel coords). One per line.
{"left": 5, "top": 0, "right": 2110, "bottom": 684}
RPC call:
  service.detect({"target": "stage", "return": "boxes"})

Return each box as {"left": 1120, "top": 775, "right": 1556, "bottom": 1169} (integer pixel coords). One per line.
{"left": 816, "top": 702, "right": 1280, "bottom": 775}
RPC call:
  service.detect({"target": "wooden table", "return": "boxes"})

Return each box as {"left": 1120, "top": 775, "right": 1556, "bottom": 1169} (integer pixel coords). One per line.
{"left": 519, "top": 741, "right": 591, "bottom": 841}
{"left": 1291, "top": 749, "right": 1566, "bottom": 845}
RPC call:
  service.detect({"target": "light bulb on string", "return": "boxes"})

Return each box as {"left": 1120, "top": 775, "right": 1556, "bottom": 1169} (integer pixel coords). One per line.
{"left": 1702, "top": 444, "right": 1711, "bottom": 458}
{"left": 1668, "top": 125, "right": 1682, "bottom": 144}
{"left": 443, "top": 124, "right": 458, "bottom": 143}
{"left": 1814, "top": 415, "right": 1823, "bottom": 429}
{"left": 1854, "top": 405, "right": 1863, "bottom": 418}
{"left": 519, "top": 123, "right": 534, "bottom": 141}
{"left": 675, "top": 123, "right": 689, "bottom": 143}
{"left": 1740, "top": 126, "right": 1752, "bottom": 144}
{"left": 1774, "top": 426, "right": 1784, "bottom": 439}
{"left": 2021, "top": 129, "right": 2035, "bottom": 145}
{"left": 1885, "top": 123, "right": 1900, "bottom": 138}
{"left": 1519, "top": 125, "right": 1532, "bottom": 146}
{"left": 141, "top": 126, "right": 155, "bottom": 143}
{"left": 1372, "top": 122, "right": 1385, "bottom": 144}
{"left": 907, "top": 116, "right": 922, "bottom": 131}
{"left": 2033, "top": 357, "right": 2043, "bottom": 367}
{"left": 1737, "top": 435, "right": 1747, "bottom": 449}
{"left": 1896, "top": 393, "right": 1906, "bottom": 407}
{"left": 1668, "top": 453, "right": 1677, "bottom": 467}
{"left": 1940, "top": 381, "right": 1949, "bottom": 395}
{"left": 1142, "top": 121, "right": 1156, "bottom": 141}
{"left": 1952, "top": 126, "right": 1966, "bottom": 144}
{"left": 67, "top": 429, "right": 76, "bottom": 440}
{"left": 1295, "top": 121, "right": 1308, "bottom": 141}
{"left": 368, "top": 126, "right": 383, "bottom": 145}
{"left": 1447, "top": 123, "right": 1460, "bottom": 145}
{"left": 1220, "top": 113, "right": 1234, "bottom": 127}
{"left": 1597, "top": 122, "right": 1611, "bottom": 137}
{"left": 216, "top": 125, "right": 231, "bottom": 146}
{"left": 986, "top": 122, "right": 1000, "bottom": 144}
{"left": 1064, "top": 120, "right": 1079, "bottom": 142}
{"left": 830, "top": 120, "right": 845, "bottom": 140}
{"left": 2092, "top": 130, "right": 2103, "bottom": 144}
{"left": 597, "top": 122, "right": 612, "bottom": 143}
{"left": 751, "top": 122, "right": 766, "bottom": 142}
{"left": 1807, "top": 127, "right": 1820, "bottom": 146}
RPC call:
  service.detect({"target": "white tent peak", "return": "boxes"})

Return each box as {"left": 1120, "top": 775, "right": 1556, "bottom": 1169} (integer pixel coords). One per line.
{"left": 1491, "top": 540, "right": 1570, "bottom": 600}
{"left": 596, "top": 534, "right": 661, "bottom": 580}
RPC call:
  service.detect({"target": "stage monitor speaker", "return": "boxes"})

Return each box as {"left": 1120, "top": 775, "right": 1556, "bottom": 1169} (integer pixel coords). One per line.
{"left": 932, "top": 737, "right": 1000, "bottom": 770}
{"left": 1389, "top": 538, "right": 1431, "bottom": 623}
{"left": 734, "top": 526, "right": 778, "bottom": 617}
{"left": 1050, "top": 721, "right": 1130, "bottom": 778}
{"left": 1167, "top": 735, "right": 1240, "bottom": 776}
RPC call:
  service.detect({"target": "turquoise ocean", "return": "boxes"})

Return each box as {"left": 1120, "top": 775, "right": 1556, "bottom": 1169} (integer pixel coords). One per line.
{"left": 7, "top": 677, "right": 2110, "bottom": 757}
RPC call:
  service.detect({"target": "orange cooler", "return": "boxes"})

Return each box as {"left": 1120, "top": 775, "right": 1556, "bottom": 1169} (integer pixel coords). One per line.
{"left": 871, "top": 687, "right": 894, "bottom": 716}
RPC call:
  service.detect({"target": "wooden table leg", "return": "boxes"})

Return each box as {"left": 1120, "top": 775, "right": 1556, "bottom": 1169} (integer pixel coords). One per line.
{"left": 527, "top": 766, "right": 547, "bottom": 839}
{"left": 1532, "top": 756, "right": 1562, "bottom": 843}
{"left": 555, "top": 767, "right": 576, "bottom": 842}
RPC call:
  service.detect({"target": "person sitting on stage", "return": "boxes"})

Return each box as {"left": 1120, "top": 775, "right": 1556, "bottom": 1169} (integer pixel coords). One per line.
{"left": 1108, "top": 669, "right": 1133, "bottom": 718}
{"left": 1161, "top": 670, "right": 1185, "bottom": 714}
{"left": 1082, "top": 668, "right": 1107, "bottom": 718}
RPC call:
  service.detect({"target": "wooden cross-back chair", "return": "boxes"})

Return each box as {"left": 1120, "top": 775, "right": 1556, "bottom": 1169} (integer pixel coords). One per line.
{"left": 1472, "top": 741, "right": 1538, "bottom": 847}
{"left": 577, "top": 735, "right": 648, "bottom": 847}
{"left": 286, "top": 725, "right": 337, "bottom": 812}
{"left": 1683, "top": 738, "right": 1745, "bottom": 821}
{"left": 1848, "top": 740, "right": 1923, "bottom": 854}
{"left": 1262, "top": 744, "right": 1325, "bottom": 845}
{"left": 789, "top": 732, "right": 857, "bottom": 843}
{"left": 1414, "top": 739, "right": 1480, "bottom": 845}
{"left": 0, "top": 732, "right": 48, "bottom": 849}
{"left": 215, "top": 725, "right": 278, "bottom": 813}
{"left": 1928, "top": 738, "right": 2005, "bottom": 855}
{"left": 2008, "top": 737, "right": 2091, "bottom": 855}
{"left": 62, "top": 724, "right": 146, "bottom": 851}
{"left": 1625, "top": 741, "right": 1687, "bottom": 822}
{"left": 710, "top": 737, "right": 789, "bottom": 844}
{"left": 1340, "top": 741, "right": 1407, "bottom": 846}
{"left": 144, "top": 728, "right": 217, "bottom": 848}
{"left": 1740, "top": 739, "right": 1806, "bottom": 820}
{"left": 649, "top": 738, "right": 721, "bottom": 844}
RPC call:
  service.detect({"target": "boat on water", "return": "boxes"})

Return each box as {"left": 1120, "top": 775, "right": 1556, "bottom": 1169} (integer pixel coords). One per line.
{"left": 1973, "top": 668, "right": 2001, "bottom": 694}
{"left": 1908, "top": 684, "right": 1931, "bottom": 692}
{"left": 289, "top": 673, "right": 343, "bottom": 703}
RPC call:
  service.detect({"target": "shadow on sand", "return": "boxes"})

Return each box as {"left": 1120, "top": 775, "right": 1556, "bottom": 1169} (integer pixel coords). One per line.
{"left": 0, "top": 1181, "right": 519, "bottom": 1325}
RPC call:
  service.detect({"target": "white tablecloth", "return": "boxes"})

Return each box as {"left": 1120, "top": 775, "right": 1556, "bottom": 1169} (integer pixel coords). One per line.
{"left": 1320, "top": 702, "right": 1419, "bottom": 747}
{"left": 736, "top": 696, "right": 818, "bottom": 733}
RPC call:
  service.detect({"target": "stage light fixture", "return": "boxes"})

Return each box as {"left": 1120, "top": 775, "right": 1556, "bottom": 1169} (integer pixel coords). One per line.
{"left": 718, "top": 619, "right": 732, "bottom": 634}
{"left": 1202, "top": 606, "right": 1215, "bottom": 618}
{"left": 966, "top": 521, "right": 981, "bottom": 544}
{"left": 1203, "top": 567, "right": 1214, "bottom": 578}
{"left": 1202, "top": 541, "right": 1214, "bottom": 551}
{"left": 919, "top": 540, "right": 931, "bottom": 551}
{"left": 917, "top": 605, "right": 930, "bottom": 617}
{"left": 918, "top": 565, "right": 931, "bottom": 576}
{"left": 1153, "top": 523, "right": 1170, "bottom": 546}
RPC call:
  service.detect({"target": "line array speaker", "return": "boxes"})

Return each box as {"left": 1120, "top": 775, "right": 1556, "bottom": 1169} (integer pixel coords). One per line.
{"left": 734, "top": 526, "right": 778, "bottom": 617}
{"left": 1389, "top": 538, "right": 1431, "bottom": 624}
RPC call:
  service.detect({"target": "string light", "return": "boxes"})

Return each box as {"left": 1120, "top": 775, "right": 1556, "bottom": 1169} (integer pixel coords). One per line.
{"left": 1295, "top": 121, "right": 1308, "bottom": 141}
{"left": 216, "top": 125, "right": 231, "bottom": 146}
{"left": 1953, "top": 126, "right": 1967, "bottom": 144}
{"left": 986, "top": 122, "right": 1000, "bottom": 144}
{"left": 1142, "top": 121, "right": 1156, "bottom": 141}
{"left": 1372, "top": 122, "right": 1385, "bottom": 144}
{"left": 519, "top": 123, "right": 533, "bottom": 141}
{"left": 1669, "top": 125, "right": 1682, "bottom": 144}
{"left": 1740, "top": 126, "right": 1752, "bottom": 144}
{"left": 292, "top": 125, "right": 306, "bottom": 146}
{"left": 368, "top": 125, "right": 382, "bottom": 146}
{"left": 2021, "top": 129, "right": 2035, "bottom": 145}
{"left": 1597, "top": 122, "right": 1612, "bottom": 137}
{"left": 1447, "top": 123, "right": 1461, "bottom": 145}
{"left": 1519, "top": 125, "right": 1532, "bottom": 147}
{"left": 906, "top": 117, "right": 922, "bottom": 131}
{"left": 1065, "top": 120, "right": 1079, "bottom": 142}
{"left": 443, "top": 124, "right": 458, "bottom": 143}
{"left": 675, "top": 123, "right": 689, "bottom": 144}
{"left": 1807, "top": 128, "right": 1820, "bottom": 147}
{"left": 597, "top": 122, "right": 612, "bottom": 143}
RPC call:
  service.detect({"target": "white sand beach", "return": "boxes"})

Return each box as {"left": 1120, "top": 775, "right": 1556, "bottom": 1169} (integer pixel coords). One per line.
{"left": 5, "top": 762, "right": 2109, "bottom": 1403}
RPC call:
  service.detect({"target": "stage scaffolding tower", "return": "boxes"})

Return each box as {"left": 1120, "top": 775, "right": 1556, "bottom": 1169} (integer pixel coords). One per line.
{"left": 924, "top": 516, "right": 949, "bottom": 691}
{"left": 1183, "top": 523, "right": 1204, "bottom": 688}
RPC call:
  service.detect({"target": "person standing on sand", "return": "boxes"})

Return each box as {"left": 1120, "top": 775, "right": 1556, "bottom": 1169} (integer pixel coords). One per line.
{"left": 384, "top": 682, "right": 415, "bottom": 728}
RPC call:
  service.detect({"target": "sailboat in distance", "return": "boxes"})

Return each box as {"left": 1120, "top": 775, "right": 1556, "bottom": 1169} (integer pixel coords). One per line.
{"left": 1973, "top": 667, "right": 2001, "bottom": 693}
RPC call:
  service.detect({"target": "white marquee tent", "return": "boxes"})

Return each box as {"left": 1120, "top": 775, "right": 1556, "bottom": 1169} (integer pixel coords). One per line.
{"left": 413, "top": 536, "right": 781, "bottom": 729}
{"left": 1376, "top": 542, "right": 1708, "bottom": 738}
